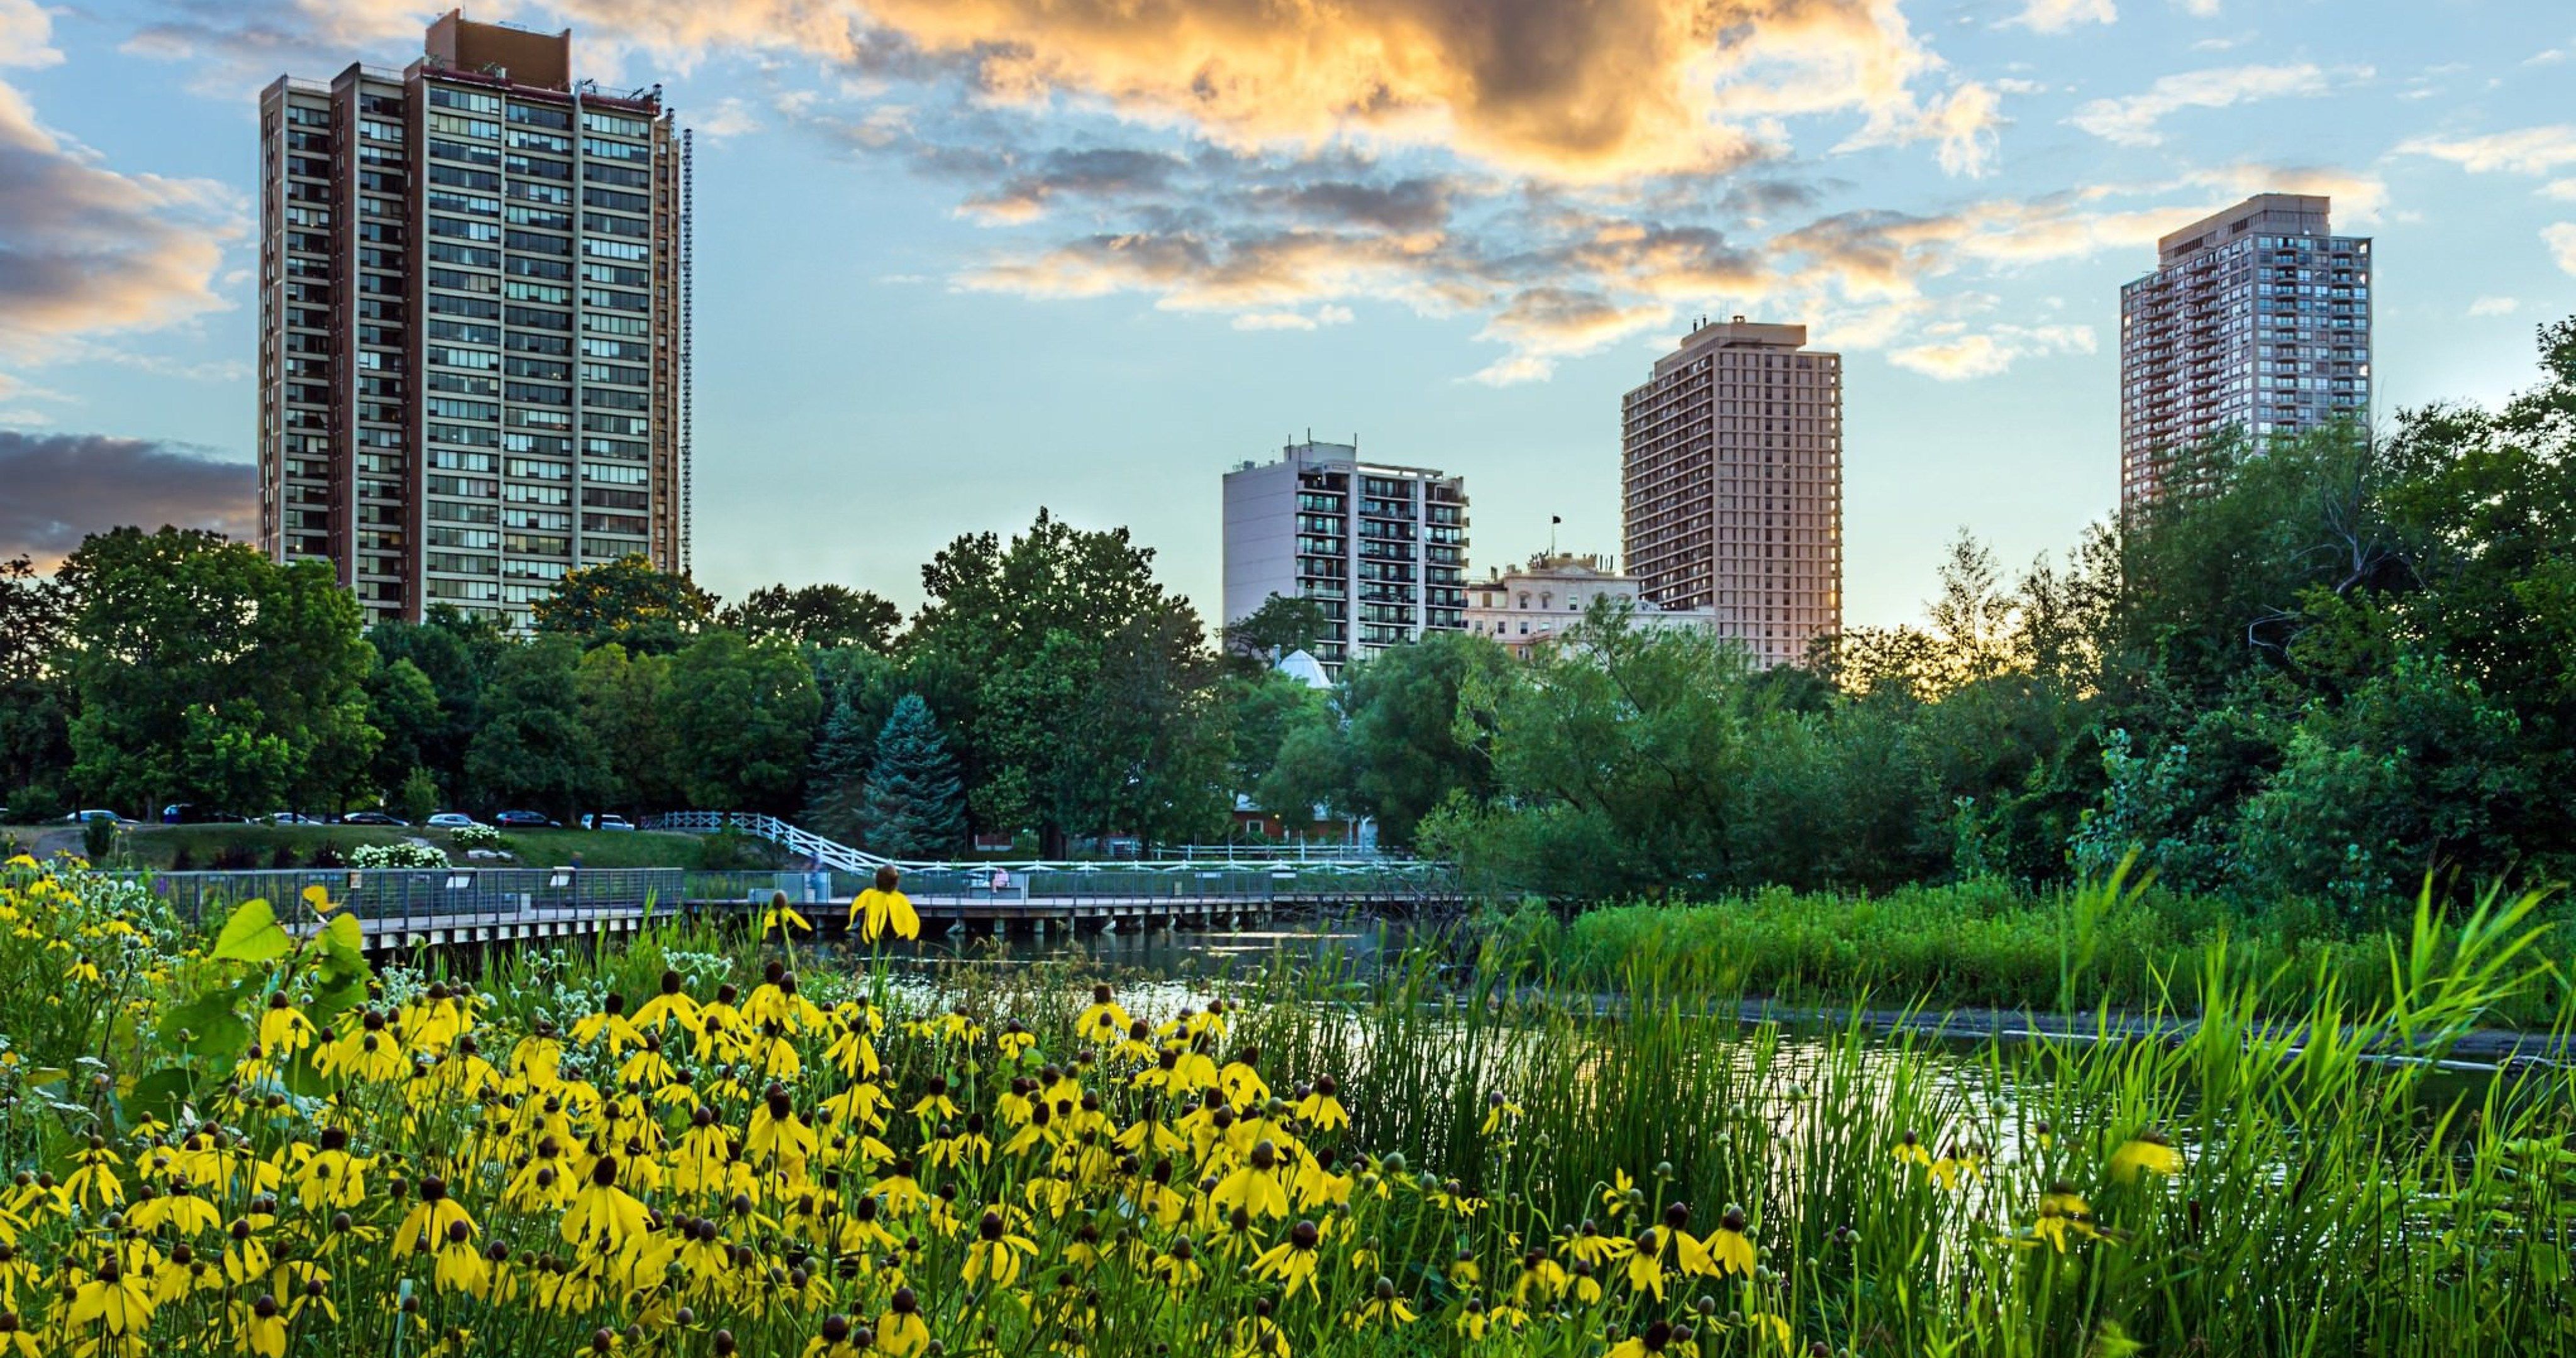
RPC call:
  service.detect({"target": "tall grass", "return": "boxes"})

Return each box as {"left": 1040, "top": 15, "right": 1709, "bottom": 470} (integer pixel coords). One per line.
{"left": 1230, "top": 892, "right": 2576, "bottom": 1354}
{"left": 1498, "top": 875, "right": 2576, "bottom": 1024}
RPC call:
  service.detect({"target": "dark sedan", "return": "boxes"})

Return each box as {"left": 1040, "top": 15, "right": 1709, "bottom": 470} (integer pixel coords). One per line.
{"left": 493, "top": 810, "right": 561, "bottom": 829}
{"left": 337, "top": 810, "right": 410, "bottom": 826}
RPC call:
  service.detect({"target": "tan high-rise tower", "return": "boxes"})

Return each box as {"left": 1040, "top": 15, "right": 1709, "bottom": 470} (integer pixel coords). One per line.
{"left": 2118, "top": 194, "right": 2372, "bottom": 512}
{"left": 257, "top": 11, "right": 692, "bottom": 626}
{"left": 1620, "top": 318, "right": 1842, "bottom": 668}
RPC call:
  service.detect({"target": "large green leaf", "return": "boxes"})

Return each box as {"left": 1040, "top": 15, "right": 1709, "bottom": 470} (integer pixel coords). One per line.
{"left": 157, "top": 986, "right": 252, "bottom": 1061}
{"left": 211, "top": 898, "right": 291, "bottom": 964}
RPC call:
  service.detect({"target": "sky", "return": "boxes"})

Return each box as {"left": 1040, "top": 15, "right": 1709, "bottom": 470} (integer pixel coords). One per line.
{"left": 3, "top": 0, "right": 2574, "bottom": 631}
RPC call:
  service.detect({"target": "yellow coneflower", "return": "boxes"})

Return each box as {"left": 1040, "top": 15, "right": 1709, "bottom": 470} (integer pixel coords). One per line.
{"left": 1609, "top": 1319, "right": 1692, "bottom": 1357}
{"left": 875, "top": 1286, "right": 931, "bottom": 1357}
{"left": 1350, "top": 1275, "right": 1417, "bottom": 1329}
{"left": 962, "top": 1208, "right": 1038, "bottom": 1288}
{"left": 1210, "top": 1140, "right": 1290, "bottom": 1220}
{"left": 2109, "top": 1130, "right": 2184, "bottom": 1183}
{"left": 1250, "top": 1218, "right": 1326, "bottom": 1298}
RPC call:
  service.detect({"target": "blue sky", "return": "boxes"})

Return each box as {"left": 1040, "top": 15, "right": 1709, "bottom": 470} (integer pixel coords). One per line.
{"left": 3, "top": 0, "right": 2573, "bottom": 629}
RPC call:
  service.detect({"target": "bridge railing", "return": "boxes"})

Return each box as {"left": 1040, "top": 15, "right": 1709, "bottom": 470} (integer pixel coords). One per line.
{"left": 643, "top": 811, "right": 1446, "bottom": 875}
{"left": 111, "top": 868, "right": 689, "bottom": 932}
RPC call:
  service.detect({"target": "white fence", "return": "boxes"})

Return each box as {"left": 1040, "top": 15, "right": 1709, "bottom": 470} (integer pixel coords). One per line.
{"left": 643, "top": 812, "right": 1433, "bottom": 874}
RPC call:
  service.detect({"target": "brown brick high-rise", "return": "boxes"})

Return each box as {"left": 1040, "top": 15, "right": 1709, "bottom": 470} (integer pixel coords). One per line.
{"left": 1621, "top": 318, "right": 1843, "bottom": 668}
{"left": 257, "top": 11, "right": 692, "bottom": 626}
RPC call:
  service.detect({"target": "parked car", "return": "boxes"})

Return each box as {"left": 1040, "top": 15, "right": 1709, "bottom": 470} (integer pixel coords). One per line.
{"left": 64, "top": 809, "right": 126, "bottom": 825}
{"left": 337, "top": 810, "right": 409, "bottom": 827}
{"left": 581, "top": 814, "right": 636, "bottom": 832}
{"left": 161, "top": 804, "right": 252, "bottom": 825}
{"left": 425, "top": 812, "right": 482, "bottom": 830}
{"left": 494, "top": 810, "right": 560, "bottom": 829}
{"left": 267, "top": 812, "right": 326, "bottom": 825}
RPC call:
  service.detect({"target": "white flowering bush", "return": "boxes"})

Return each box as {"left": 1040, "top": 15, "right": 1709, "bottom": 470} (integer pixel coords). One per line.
{"left": 450, "top": 822, "right": 502, "bottom": 850}
{"left": 348, "top": 841, "right": 448, "bottom": 869}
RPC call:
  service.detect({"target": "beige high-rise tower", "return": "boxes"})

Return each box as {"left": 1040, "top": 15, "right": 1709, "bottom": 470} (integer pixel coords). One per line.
{"left": 1620, "top": 317, "right": 1843, "bottom": 668}
{"left": 256, "top": 11, "right": 692, "bottom": 627}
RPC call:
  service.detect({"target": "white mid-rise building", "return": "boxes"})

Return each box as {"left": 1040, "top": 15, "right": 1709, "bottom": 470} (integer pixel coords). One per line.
{"left": 1467, "top": 553, "right": 1720, "bottom": 659}
{"left": 1222, "top": 438, "right": 1468, "bottom": 678}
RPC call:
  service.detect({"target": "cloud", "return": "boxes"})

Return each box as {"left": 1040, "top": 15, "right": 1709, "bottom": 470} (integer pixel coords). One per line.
{"left": 2069, "top": 63, "right": 2339, "bottom": 147}
{"left": 0, "top": 0, "right": 60, "bottom": 67}
{"left": 694, "top": 96, "right": 763, "bottom": 140}
{"left": 2397, "top": 124, "right": 2576, "bottom": 177}
{"left": 2467, "top": 296, "right": 2519, "bottom": 317}
{"left": 1230, "top": 303, "right": 1355, "bottom": 331}
{"left": 2011, "top": 0, "right": 2116, "bottom": 34}
{"left": 138, "top": 0, "right": 1989, "bottom": 183}
{"left": 1888, "top": 322, "right": 2094, "bottom": 380}
{"left": 0, "top": 431, "right": 256, "bottom": 564}
{"left": 0, "top": 4, "right": 243, "bottom": 400}
{"left": 2173, "top": 0, "right": 2220, "bottom": 14}
{"left": 2548, "top": 223, "right": 2576, "bottom": 277}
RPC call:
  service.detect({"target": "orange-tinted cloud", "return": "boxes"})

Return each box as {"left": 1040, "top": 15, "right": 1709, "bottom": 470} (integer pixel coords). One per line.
{"left": 545, "top": 0, "right": 1982, "bottom": 182}
{"left": 0, "top": 1, "right": 241, "bottom": 400}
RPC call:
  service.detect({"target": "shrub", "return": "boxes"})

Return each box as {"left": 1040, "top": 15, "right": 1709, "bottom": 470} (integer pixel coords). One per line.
{"left": 348, "top": 841, "right": 447, "bottom": 869}
{"left": 270, "top": 841, "right": 301, "bottom": 869}
{"left": 80, "top": 815, "right": 117, "bottom": 863}
{"left": 168, "top": 843, "right": 196, "bottom": 872}
{"left": 308, "top": 839, "right": 347, "bottom": 868}
{"left": 452, "top": 823, "right": 502, "bottom": 851}
{"left": 393, "top": 768, "right": 440, "bottom": 826}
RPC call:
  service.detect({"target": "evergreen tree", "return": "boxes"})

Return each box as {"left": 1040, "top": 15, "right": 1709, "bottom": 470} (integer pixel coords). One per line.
{"left": 802, "top": 693, "right": 874, "bottom": 842}
{"left": 861, "top": 694, "right": 966, "bottom": 858}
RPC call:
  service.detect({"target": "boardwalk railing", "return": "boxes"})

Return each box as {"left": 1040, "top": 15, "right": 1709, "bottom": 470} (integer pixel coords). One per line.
{"left": 116, "top": 867, "right": 688, "bottom": 933}
{"left": 645, "top": 812, "right": 1439, "bottom": 874}
{"left": 109, "top": 859, "right": 1463, "bottom": 942}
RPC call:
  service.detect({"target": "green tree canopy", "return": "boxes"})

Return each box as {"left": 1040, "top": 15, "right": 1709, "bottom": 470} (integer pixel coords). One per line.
{"left": 534, "top": 555, "right": 715, "bottom": 656}
{"left": 60, "top": 528, "right": 377, "bottom": 815}
{"left": 665, "top": 630, "right": 822, "bottom": 812}
{"left": 722, "top": 583, "right": 903, "bottom": 652}
{"left": 862, "top": 693, "right": 968, "bottom": 858}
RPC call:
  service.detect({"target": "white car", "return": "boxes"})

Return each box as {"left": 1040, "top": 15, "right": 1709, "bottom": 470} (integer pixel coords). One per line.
{"left": 582, "top": 814, "right": 636, "bottom": 832}
{"left": 426, "top": 812, "right": 482, "bottom": 830}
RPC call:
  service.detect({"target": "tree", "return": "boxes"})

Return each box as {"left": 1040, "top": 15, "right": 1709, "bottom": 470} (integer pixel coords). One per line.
{"left": 723, "top": 583, "right": 903, "bottom": 652}
{"left": 803, "top": 693, "right": 878, "bottom": 843}
{"left": 58, "top": 528, "right": 377, "bottom": 814}
{"left": 367, "top": 607, "right": 509, "bottom": 797}
{"left": 1224, "top": 593, "right": 1330, "bottom": 666}
{"left": 362, "top": 656, "right": 442, "bottom": 803}
{"left": 860, "top": 694, "right": 968, "bottom": 858}
{"left": 0, "top": 555, "right": 72, "bottom": 810}
{"left": 575, "top": 644, "right": 680, "bottom": 812}
{"left": 467, "top": 636, "right": 608, "bottom": 819}
{"left": 665, "top": 630, "right": 821, "bottom": 812}
{"left": 533, "top": 554, "right": 716, "bottom": 655}
{"left": 0, "top": 554, "right": 68, "bottom": 679}
{"left": 1339, "top": 631, "right": 1509, "bottom": 845}
{"left": 908, "top": 509, "right": 1218, "bottom": 854}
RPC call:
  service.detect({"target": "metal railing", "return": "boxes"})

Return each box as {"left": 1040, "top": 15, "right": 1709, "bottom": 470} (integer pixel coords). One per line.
{"left": 116, "top": 868, "right": 687, "bottom": 933}
{"left": 645, "top": 812, "right": 1440, "bottom": 874}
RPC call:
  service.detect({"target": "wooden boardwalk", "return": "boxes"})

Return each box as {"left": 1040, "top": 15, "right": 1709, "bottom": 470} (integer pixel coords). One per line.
{"left": 303, "top": 891, "right": 1454, "bottom": 956}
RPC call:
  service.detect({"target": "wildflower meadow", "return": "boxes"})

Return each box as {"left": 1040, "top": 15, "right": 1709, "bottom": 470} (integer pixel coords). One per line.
{"left": 0, "top": 852, "right": 2567, "bottom": 1358}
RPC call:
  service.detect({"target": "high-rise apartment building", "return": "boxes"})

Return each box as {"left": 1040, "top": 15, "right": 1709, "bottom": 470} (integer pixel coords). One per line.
{"left": 1620, "top": 318, "right": 1842, "bottom": 668}
{"left": 1223, "top": 439, "right": 1469, "bottom": 676}
{"left": 258, "top": 11, "right": 692, "bottom": 626}
{"left": 2118, "top": 193, "right": 2372, "bottom": 511}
